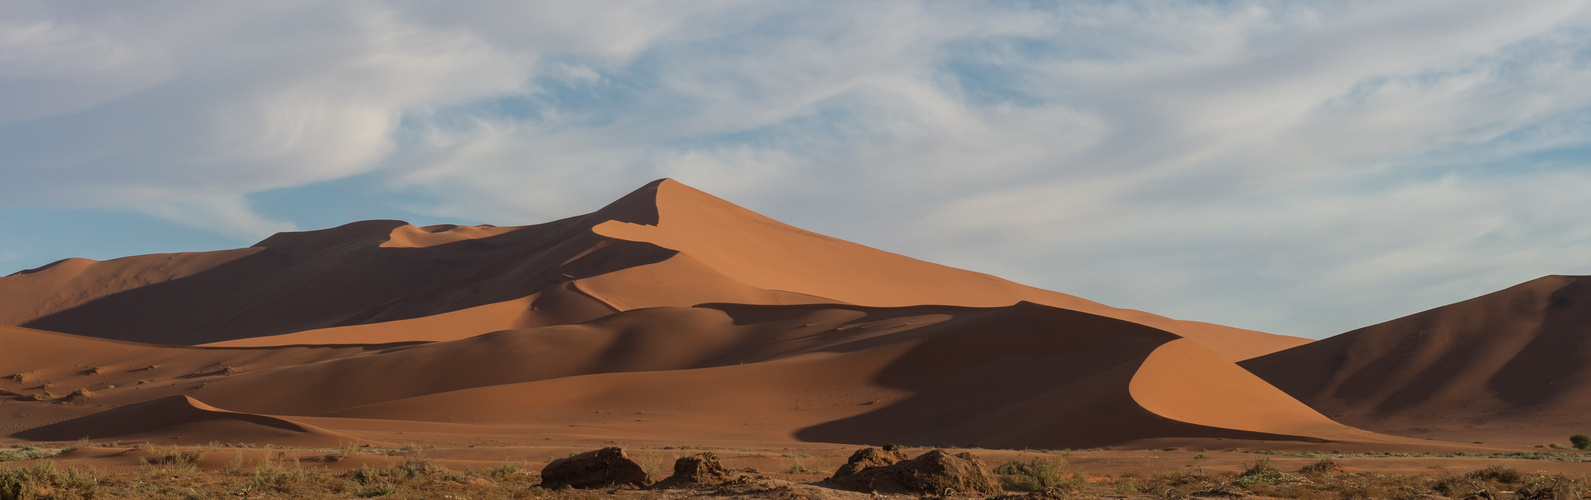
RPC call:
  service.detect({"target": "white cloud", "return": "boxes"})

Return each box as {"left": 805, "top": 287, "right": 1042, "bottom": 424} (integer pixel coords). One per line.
{"left": 4, "top": 1, "right": 1591, "bottom": 335}
{"left": 0, "top": 1, "right": 530, "bottom": 209}
{"left": 139, "top": 194, "right": 297, "bottom": 243}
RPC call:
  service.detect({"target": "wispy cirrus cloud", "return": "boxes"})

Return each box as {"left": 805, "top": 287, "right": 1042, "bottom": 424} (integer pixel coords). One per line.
{"left": 3, "top": 1, "right": 1591, "bottom": 336}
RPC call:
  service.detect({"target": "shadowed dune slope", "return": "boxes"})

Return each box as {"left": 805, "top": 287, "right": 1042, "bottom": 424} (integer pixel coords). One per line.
{"left": 14, "top": 396, "right": 353, "bottom": 446}
{"left": 1242, "top": 275, "right": 1591, "bottom": 444}
{"left": 0, "top": 179, "right": 1304, "bottom": 360}
{"left": 0, "top": 299, "right": 1372, "bottom": 449}
{"left": 298, "top": 303, "right": 1371, "bottom": 449}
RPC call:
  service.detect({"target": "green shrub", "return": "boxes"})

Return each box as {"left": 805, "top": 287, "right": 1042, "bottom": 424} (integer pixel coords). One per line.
{"left": 994, "top": 456, "right": 1068, "bottom": 491}
{"left": 1298, "top": 458, "right": 1342, "bottom": 475}
{"left": 0, "top": 462, "right": 101, "bottom": 499}
{"left": 1572, "top": 434, "right": 1591, "bottom": 450}
{"left": 1235, "top": 457, "right": 1287, "bottom": 486}
{"left": 0, "top": 447, "right": 58, "bottom": 462}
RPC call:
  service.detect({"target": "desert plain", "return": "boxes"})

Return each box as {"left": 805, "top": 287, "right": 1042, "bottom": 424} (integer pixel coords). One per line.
{"left": 4, "top": 179, "right": 1591, "bottom": 499}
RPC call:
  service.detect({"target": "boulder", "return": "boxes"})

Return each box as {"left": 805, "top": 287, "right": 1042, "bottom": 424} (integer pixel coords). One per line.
{"left": 829, "top": 444, "right": 908, "bottom": 479}
{"left": 539, "top": 447, "right": 650, "bottom": 489}
{"left": 826, "top": 449, "right": 1001, "bottom": 496}
{"left": 652, "top": 452, "right": 737, "bottom": 489}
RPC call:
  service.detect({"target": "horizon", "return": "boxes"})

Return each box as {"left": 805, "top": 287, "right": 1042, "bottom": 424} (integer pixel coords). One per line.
{"left": 4, "top": 2, "right": 1591, "bottom": 338}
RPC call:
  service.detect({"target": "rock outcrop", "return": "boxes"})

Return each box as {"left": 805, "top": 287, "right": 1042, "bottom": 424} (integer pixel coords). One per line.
{"left": 539, "top": 447, "right": 649, "bottom": 489}
{"left": 652, "top": 452, "right": 738, "bottom": 489}
{"left": 826, "top": 448, "right": 1001, "bottom": 495}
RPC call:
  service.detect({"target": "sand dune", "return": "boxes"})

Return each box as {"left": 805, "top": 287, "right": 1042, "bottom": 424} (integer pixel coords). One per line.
{"left": 0, "top": 179, "right": 1304, "bottom": 360}
{"left": 0, "top": 178, "right": 1449, "bottom": 452}
{"left": 1242, "top": 275, "right": 1591, "bottom": 445}
{"left": 15, "top": 396, "right": 352, "bottom": 446}
{"left": 3, "top": 300, "right": 1372, "bottom": 449}
{"left": 294, "top": 303, "right": 1370, "bottom": 449}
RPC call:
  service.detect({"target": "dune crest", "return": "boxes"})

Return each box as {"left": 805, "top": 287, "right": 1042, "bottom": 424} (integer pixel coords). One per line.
{"left": 379, "top": 224, "right": 520, "bottom": 249}
{"left": 592, "top": 180, "right": 1310, "bottom": 361}
{"left": 1129, "top": 339, "right": 1373, "bottom": 441}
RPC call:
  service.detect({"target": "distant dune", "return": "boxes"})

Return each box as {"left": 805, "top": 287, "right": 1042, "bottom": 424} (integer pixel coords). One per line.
{"left": 1243, "top": 275, "right": 1591, "bottom": 445}
{"left": 15, "top": 396, "right": 351, "bottom": 447}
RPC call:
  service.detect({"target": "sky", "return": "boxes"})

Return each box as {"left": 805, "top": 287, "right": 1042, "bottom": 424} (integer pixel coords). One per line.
{"left": 3, "top": 1, "right": 1591, "bottom": 338}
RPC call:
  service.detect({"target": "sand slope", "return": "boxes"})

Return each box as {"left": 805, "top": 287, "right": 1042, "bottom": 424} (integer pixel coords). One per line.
{"left": 0, "top": 178, "right": 1378, "bottom": 450}
{"left": 2, "top": 301, "right": 1373, "bottom": 449}
{"left": 0, "top": 179, "right": 1304, "bottom": 361}
{"left": 247, "top": 303, "right": 1369, "bottom": 449}
{"left": 15, "top": 396, "right": 352, "bottom": 446}
{"left": 1242, "top": 275, "right": 1591, "bottom": 445}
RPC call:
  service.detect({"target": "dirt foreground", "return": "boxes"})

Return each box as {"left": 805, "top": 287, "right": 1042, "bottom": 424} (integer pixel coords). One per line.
{"left": 8, "top": 439, "right": 1591, "bottom": 499}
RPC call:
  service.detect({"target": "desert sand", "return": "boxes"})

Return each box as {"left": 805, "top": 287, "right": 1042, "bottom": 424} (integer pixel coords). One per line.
{"left": 3, "top": 179, "right": 1588, "bottom": 492}
{"left": 1244, "top": 274, "right": 1591, "bottom": 446}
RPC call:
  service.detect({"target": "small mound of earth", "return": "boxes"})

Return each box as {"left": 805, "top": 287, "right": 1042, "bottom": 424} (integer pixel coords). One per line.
{"left": 826, "top": 448, "right": 1001, "bottom": 496}
{"left": 652, "top": 452, "right": 740, "bottom": 489}
{"left": 830, "top": 444, "right": 908, "bottom": 479}
{"left": 540, "top": 447, "right": 649, "bottom": 489}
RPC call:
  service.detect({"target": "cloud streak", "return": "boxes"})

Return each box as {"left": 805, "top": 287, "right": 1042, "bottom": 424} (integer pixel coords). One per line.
{"left": 3, "top": 1, "right": 1591, "bottom": 336}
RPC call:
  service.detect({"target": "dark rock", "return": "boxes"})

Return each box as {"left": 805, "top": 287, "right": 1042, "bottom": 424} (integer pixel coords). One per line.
{"left": 539, "top": 447, "right": 649, "bottom": 489}
{"left": 830, "top": 445, "right": 908, "bottom": 479}
{"left": 652, "top": 452, "right": 737, "bottom": 489}
{"left": 826, "top": 448, "right": 1001, "bottom": 496}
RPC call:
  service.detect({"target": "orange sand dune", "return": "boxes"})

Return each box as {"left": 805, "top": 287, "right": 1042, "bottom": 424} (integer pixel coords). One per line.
{"left": 0, "top": 178, "right": 1359, "bottom": 451}
{"left": 4, "top": 217, "right": 676, "bottom": 344}
{"left": 0, "top": 179, "right": 1305, "bottom": 360}
{"left": 592, "top": 180, "right": 1309, "bottom": 361}
{"left": 309, "top": 303, "right": 1376, "bottom": 449}
{"left": 2, "top": 301, "right": 1375, "bottom": 449}
{"left": 1242, "top": 275, "right": 1591, "bottom": 445}
{"left": 14, "top": 396, "right": 353, "bottom": 446}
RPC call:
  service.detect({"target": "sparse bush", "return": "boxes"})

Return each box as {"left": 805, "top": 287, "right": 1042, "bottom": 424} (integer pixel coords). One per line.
{"left": 0, "top": 447, "right": 58, "bottom": 462}
{"left": 223, "top": 451, "right": 244, "bottom": 475}
{"left": 993, "top": 456, "right": 1067, "bottom": 491}
{"left": 1572, "top": 434, "right": 1591, "bottom": 450}
{"left": 1433, "top": 465, "right": 1524, "bottom": 498}
{"left": 141, "top": 446, "right": 203, "bottom": 474}
{"left": 632, "top": 449, "right": 674, "bottom": 480}
{"left": 1131, "top": 469, "right": 1224, "bottom": 498}
{"left": 1113, "top": 476, "right": 1139, "bottom": 494}
{"left": 1432, "top": 473, "right": 1481, "bottom": 497}
{"left": 1299, "top": 458, "right": 1343, "bottom": 475}
{"left": 356, "top": 483, "right": 400, "bottom": 497}
{"left": 336, "top": 442, "right": 359, "bottom": 459}
{"left": 1234, "top": 457, "right": 1287, "bottom": 486}
{"left": 487, "top": 462, "right": 524, "bottom": 480}
{"left": 1516, "top": 474, "right": 1586, "bottom": 500}
{"left": 1469, "top": 464, "right": 1523, "bottom": 484}
{"left": 0, "top": 462, "right": 101, "bottom": 499}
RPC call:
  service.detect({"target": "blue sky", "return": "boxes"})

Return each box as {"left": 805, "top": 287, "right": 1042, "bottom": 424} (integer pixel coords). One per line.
{"left": 3, "top": 1, "right": 1590, "bottom": 338}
